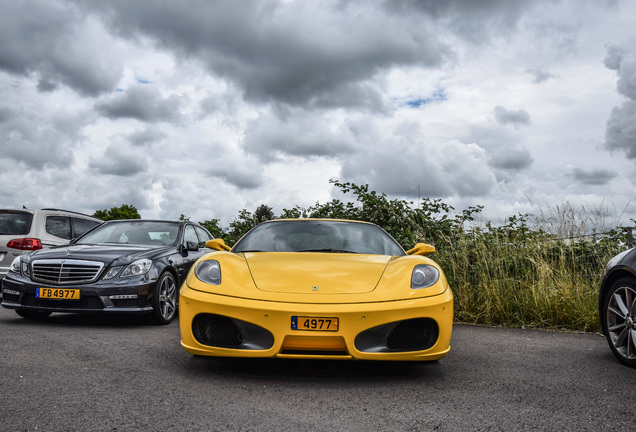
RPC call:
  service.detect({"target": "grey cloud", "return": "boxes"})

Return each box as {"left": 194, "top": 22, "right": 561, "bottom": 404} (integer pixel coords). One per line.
{"left": 127, "top": 128, "right": 167, "bottom": 146}
{"left": 604, "top": 44, "right": 623, "bottom": 71}
{"left": 571, "top": 167, "right": 617, "bottom": 185}
{"left": 605, "top": 100, "right": 636, "bottom": 158}
{"left": 88, "top": 144, "right": 149, "bottom": 176}
{"left": 494, "top": 106, "right": 530, "bottom": 126}
{"left": 526, "top": 67, "right": 555, "bottom": 83}
{"left": 604, "top": 44, "right": 636, "bottom": 101}
{"left": 489, "top": 147, "right": 533, "bottom": 170}
{"left": 37, "top": 78, "right": 59, "bottom": 93}
{"left": 0, "top": 107, "right": 74, "bottom": 169}
{"left": 341, "top": 139, "right": 496, "bottom": 198}
{"left": 203, "top": 158, "right": 264, "bottom": 189}
{"left": 604, "top": 44, "right": 636, "bottom": 158}
{"left": 0, "top": 1, "right": 121, "bottom": 96}
{"left": 71, "top": 0, "right": 450, "bottom": 111}
{"left": 95, "top": 85, "right": 183, "bottom": 123}
{"left": 243, "top": 111, "right": 358, "bottom": 162}
{"left": 461, "top": 124, "right": 532, "bottom": 172}
{"left": 382, "top": 0, "right": 531, "bottom": 42}
{"left": 462, "top": 125, "right": 519, "bottom": 150}
{"left": 199, "top": 95, "right": 224, "bottom": 116}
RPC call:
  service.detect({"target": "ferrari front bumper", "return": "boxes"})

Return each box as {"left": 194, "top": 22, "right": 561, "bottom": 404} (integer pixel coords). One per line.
{"left": 179, "top": 285, "right": 453, "bottom": 361}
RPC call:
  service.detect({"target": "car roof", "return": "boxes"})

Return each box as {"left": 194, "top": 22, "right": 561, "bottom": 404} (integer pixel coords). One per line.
{"left": 0, "top": 208, "right": 98, "bottom": 219}
{"left": 259, "top": 218, "right": 376, "bottom": 225}
{"left": 102, "top": 219, "right": 188, "bottom": 224}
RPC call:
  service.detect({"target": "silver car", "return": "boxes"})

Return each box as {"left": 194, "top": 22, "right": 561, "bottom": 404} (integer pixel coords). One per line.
{"left": 0, "top": 208, "right": 102, "bottom": 282}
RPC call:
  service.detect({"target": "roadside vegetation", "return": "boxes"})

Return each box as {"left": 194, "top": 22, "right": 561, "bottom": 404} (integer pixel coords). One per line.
{"left": 103, "top": 181, "right": 634, "bottom": 333}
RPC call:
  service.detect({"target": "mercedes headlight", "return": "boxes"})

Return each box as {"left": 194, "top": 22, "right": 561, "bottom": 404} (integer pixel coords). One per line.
{"left": 9, "top": 257, "right": 21, "bottom": 274}
{"left": 121, "top": 259, "right": 152, "bottom": 277}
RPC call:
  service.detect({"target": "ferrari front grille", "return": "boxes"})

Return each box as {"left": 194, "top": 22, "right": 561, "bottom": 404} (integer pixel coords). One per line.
{"left": 354, "top": 318, "right": 439, "bottom": 353}
{"left": 31, "top": 259, "right": 104, "bottom": 285}
{"left": 192, "top": 313, "right": 274, "bottom": 350}
{"left": 193, "top": 314, "right": 243, "bottom": 347}
{"left": 386, "top": 318, "right": 439, "bottom": 351}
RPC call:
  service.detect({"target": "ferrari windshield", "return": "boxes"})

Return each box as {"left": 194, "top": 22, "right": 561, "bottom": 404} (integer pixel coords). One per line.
{"left": 76, "top": 221, "right": 180, "bottom": 246}
{"left": 232, "top": 220, "right": 405, "bottom": 256}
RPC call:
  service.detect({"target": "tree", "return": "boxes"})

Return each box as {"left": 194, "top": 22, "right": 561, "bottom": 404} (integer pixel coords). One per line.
{"left": 254, "top": 204, "right": 275, "bottom": 224}
{"left": 199, "top": 218, "right": 225, "bottom": 239}
{"left": 93, "top": 204, "right": 141, "bottom": 221}
{"left": 224, "top": 204, "right": 276, "bottom": 245}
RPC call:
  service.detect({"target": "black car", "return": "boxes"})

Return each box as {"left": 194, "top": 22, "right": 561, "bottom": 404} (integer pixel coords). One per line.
{"left": 1, "top": 219, "right": 214, "bottom": 324}
{"left": 599, "top": 247, "right": 636, "bottom": 367}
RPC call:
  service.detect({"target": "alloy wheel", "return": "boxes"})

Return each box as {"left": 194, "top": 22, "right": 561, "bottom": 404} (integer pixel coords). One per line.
{"left": 607, "top": 284, "right": 636, "bottom": 361}
{"left": 158, "top": 273, "right": 177, "bottom": 322}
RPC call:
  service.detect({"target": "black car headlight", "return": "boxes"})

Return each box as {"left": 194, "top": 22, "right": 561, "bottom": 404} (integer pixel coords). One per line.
{"left": 121, "top": 259, "right": 152, "bottom": 277}
{"left": 9, "top": 257, "right": 21, "bottom": 274}
{"left": 411, "top": 264, "right": 439, "bottom": 289}
{"left": 195, "top": 260, "right": 221, "bottom": 285}
{"left": 8, "top": 257, "right": 30, "bottom": 278}
{"left": 103, "top": 266, "right": 124, "bottom": 280}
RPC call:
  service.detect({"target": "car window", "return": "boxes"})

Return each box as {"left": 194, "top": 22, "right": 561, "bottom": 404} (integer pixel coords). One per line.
{"left": 195, "top": 226, "right": 212, "bottom": 247}
{"left": 184, "top": 225, "right": 199, "bottom": 246}
{"left": 233, "top": 220, "right": 405, "bottom": 256}
{"left": 45, "top": 216, "right": 72, "bottom": 239}
{"left": 0, "top": 211, "right": 33, "bottom": 235}
{"left": 77, "top": 221, "right": 180, "bottom": 245}
{"left": 71, "top": 218, "right": 101, "bottom": 238}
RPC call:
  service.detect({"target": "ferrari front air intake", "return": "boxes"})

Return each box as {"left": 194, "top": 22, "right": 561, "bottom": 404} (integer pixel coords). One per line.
{"left": 354, "top": 318, "right": 439, "bottom": 353}
{"left": 192, "top": 313, "right": 274, "bottom": 350}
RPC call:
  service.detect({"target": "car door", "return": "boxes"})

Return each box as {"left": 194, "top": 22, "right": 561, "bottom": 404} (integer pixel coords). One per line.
{"left": 179, "top": 224, "right": 208, "bottom": 279}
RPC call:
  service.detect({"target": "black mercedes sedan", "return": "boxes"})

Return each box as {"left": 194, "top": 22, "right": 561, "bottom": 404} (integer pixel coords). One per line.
{"left": 1, "top": 219, "right": 213, "bottom": 324}
{"left": 599, "top": 247, "right": 636, "bottom": 367}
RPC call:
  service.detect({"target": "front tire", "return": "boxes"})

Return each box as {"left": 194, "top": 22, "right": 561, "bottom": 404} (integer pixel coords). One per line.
{"left": 16, "top": 310, "right": 52, "bottom": 321}
{"left": 152, "top": 271, "right": 178, "bottom": 325}
{"left": 603, "top": 277, "right": 636, "bottom": 368}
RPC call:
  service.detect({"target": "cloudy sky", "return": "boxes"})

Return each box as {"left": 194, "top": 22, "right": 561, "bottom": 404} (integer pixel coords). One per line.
{"left": 1, "top": 0, "right": 635, "bottom": 229}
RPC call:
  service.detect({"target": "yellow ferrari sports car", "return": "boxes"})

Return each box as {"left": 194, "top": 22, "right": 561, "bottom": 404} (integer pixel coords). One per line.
{"left": 179, "top": 219, "right": 453, "bottom": 361}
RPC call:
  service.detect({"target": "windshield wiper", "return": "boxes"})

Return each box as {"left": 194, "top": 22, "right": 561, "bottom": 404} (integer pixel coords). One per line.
{"left": 238, "top": 249, "right": 262, "bottom": 253}
{"left": 297, "top": 248, "right": 358, "bottom": 253}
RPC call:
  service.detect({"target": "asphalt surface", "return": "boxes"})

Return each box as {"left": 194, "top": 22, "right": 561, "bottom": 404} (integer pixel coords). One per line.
{"left": 0, "top": 306, "right": 634, "bottom": 432}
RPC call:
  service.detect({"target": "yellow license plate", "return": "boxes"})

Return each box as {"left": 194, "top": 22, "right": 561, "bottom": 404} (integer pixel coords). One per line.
{"left": 37, "top": 288, "right": 80, "bottom": 300}
{"left": 291, "top": 316, "right": 339, "bottom": 332}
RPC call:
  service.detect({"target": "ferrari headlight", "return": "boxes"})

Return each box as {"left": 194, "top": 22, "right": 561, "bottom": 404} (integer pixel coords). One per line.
{"left": 121, "top": 259, "right": 152, "bottom": 277}
{"left": 195, "top": 260, "right": 221, "bottom": 285}
{"left": 411, "top": 264, "right": 439, "bottom": 289}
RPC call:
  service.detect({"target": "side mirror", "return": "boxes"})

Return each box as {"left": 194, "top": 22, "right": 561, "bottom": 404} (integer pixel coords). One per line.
{"left": 206, "top": 238, "right": 231, "bottom": 251}
{"left": 185, "top": 241, "right": 199, "bottom": 252}
{"left": 406, "top": 243, "right": 436, "bottom": 256}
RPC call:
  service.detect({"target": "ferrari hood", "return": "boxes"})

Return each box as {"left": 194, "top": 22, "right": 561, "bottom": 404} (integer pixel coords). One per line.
{"left": 243, "top": 252, "right": 391, "bottom": 294}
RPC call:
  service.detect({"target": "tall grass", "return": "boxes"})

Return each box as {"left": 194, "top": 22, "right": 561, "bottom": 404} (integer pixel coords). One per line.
{"left": 424, "top": 203, "right": 630, "bottom": 333}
